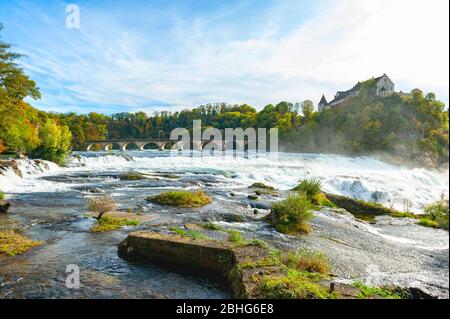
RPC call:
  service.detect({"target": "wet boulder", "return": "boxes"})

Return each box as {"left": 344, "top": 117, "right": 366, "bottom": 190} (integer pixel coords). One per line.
{"left": 324, "top": 193, "right": 398, "bottom": 217}
{"left": 0, "top": 160, "right": 22, "bottom": 177}
{"left": 0, "top": 202, "right": 11, "bottom": 214}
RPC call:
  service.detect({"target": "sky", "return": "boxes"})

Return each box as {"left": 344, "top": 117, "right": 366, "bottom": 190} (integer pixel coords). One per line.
{"left": 0, "top": 0, "right": 448, "bottom": 114}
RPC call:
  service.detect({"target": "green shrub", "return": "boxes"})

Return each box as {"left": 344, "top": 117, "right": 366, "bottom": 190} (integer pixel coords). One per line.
{"left": 424, "top": 197, "right": 449, "bottom": 230}
{"left": 265, "top": 193, "right": 313, "bottom": 235}
{"left": 0, "top": 191, "right": 4, "bottom": 201}
{"left": 292, "top": 178, "right": 322, "bottom": 200}
{"left": 87, "top": 195, "right": 117, "bottom": 220}
{"left": 147, "top": 190, "right": 212, "bottom": 207}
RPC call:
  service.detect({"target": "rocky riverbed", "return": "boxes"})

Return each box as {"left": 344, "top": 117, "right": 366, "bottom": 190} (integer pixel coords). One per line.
{"left": 0, "top": 152, "right": 448, "bottom": 298}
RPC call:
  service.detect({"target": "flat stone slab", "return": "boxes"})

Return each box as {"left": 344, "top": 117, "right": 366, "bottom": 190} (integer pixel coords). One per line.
{"left": 118, "top": 231, "right": 338, "bottom": 299}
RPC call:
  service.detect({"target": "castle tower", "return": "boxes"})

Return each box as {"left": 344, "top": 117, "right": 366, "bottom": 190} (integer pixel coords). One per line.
{"left": 318, "top": 94, "right": 328, "bottom": 112}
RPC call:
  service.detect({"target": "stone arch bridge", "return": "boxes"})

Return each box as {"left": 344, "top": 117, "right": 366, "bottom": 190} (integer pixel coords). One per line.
{"left": 84, "top": 139, "right": 252, "bottom": 152}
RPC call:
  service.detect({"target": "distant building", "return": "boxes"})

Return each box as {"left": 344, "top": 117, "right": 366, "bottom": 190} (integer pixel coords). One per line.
{"left": 318, "top": 74, "right": 395, "bottom": 111}
{"left": 318, "top": 95, "right": 328, "bottom": 112}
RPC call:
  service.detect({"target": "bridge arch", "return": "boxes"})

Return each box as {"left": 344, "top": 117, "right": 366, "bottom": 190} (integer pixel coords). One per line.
{"left": 121, "top": 143, "right": 139, "bottom": 151}
{"left": 140, "top": 142, "right": 160, "bottom": 150}
{"left": 86, "top": 143, "right": 104, "bottom": 151}
{"left": 104, "top": 143, "right": 122, "bottom": 151}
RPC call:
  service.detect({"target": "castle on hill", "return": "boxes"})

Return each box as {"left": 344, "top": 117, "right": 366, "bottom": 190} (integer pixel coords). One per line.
{"left": 318, "top": 74, "right": 395, "bottom": 111}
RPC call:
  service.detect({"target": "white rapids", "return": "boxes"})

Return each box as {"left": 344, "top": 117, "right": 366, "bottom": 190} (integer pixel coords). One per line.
{"left": 1, "top": 152, "right": 448, "bottom": 214}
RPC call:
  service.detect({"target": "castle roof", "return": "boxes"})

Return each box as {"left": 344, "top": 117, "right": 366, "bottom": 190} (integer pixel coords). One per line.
{"left": 327, "top": 74, "right": 390, "bottom": 105}
{"left": 328, "top": 82, "right": 361, "bottom": 105}
{"left": 319, "top": 94, "right": 328, "bottom": 105}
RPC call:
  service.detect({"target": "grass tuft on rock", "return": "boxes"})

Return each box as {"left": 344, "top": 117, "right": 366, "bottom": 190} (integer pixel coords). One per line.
{"left": 201, "top": 222, "right": 224, "bottom": 231}
{"left": 169, "top": 227, "right": 208, "bottom": 240}
{"left": 284, "top": 249, "right": 330, "bottom": 275}
{"left": 258, "top": 269, "right": 336, "bottom": 299}
{"left": 120, "top": 172, "right": 145, "bottom": 181}
{"left": 292, "top": 178, "right": 322, "bottom": 199}
{"left": 246, "top": 239, "right": 267, "bottom": 248}
{"left": 292, "top": 178, "right": 334, "bottom": 207}
{"left": 417, "top": 218, "right": 440, "bottom": 228}
{"left": 91, "top": 216, "right": 140, "bottom": 232}
{"left": 249, "top": 183, "right": 278, "bottom": 196}
{"left": 354, "top": 281, "right": 404, "bottom": 299}
{"left": 147, "top": 190, "right": 212, "bottom": 208}
{"left": 0, "top": 231, "right": 41, "bottom": 256}
{"left": 249, "top": 183, "right": 276, "bottom": 191}
{"left": 227, "top": 230, "right": 247, "bottom": 246}
{"left": 264, "top": 193, "right": 313, "bottom": 235}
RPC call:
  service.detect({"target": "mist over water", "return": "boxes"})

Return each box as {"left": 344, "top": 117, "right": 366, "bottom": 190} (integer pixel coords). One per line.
{"left": 2, "top": 151, "right": 447, "bottom": 213}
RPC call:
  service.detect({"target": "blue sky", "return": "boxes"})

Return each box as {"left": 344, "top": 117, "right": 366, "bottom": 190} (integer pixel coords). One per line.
{"left": 0, "top": 0, "right": 448, "bottom": 114}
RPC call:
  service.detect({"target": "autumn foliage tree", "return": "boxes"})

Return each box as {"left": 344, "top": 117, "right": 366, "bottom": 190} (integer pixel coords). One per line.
{"left": 0, "top": 23, "right": 71, "bottom": 164}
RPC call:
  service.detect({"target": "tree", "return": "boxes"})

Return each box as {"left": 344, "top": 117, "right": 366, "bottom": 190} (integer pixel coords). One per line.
{"left": 301, "top": 100, "right": 315, "bottom": 123}
{"left": 0, "top": 138, "right": 4, "bottom": 154}
{"left": 0, "top": 23, "right": 41, "bottom": 101}
{"left": 32, "top": 119, "right": 72, "bottom": 165}
{"left": 88, "top": 195, "right": 117, "bottom": 220}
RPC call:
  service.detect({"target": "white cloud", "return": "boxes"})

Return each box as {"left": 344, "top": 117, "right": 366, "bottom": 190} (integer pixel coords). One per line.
{"left": 22, "top": 0, "right": 449, "bottom": 112}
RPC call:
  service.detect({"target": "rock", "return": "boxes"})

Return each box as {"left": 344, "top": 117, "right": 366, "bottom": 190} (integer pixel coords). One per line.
{"left": 407, "top": 287, "right": 438, "bottom": 299}
{"left": 249, "top": 183, "right": 278, "bottom": 196}
{"left": 0, "top": 160, "right": 22, "bottom": 177}
{"left": 0, "top": 202, "right": 11, "bottom": 214}
{"left": 248, "top": 194, "right": 259, "bottom": 200}
{"left": 120, "top": 172, "right": 145, "bottom": 181}
{"left": 247, "top": 201, "right": 272, "bottom": 210}
{"left": 324, "top": 192, "right": 397, "bottom": 217}
{"left": 118, "top": 231, "right": 272, "bottom": 298}
{"left": 184, "top": 223, "right": 202, "bottom": 230}
{"left": 34, "top": 160, "right": 50, "bottom": 171}
{"left": 118, "top": 231, "right": 402, "bottom": 299}
{"left": 119, "top": 231, "right": 235, "bottom": 278}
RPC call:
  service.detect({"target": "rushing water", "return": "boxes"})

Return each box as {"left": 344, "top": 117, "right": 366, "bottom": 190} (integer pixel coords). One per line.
{"left": 0, "top": 151, "right": 449, "bottom": 298}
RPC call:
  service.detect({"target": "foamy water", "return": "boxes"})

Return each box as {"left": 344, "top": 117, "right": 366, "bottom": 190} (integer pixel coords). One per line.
{"left": 1, "top": 152, "right": 448, "bottom": 213}
{"left": 1, "top": 152, "right": 448, "bottom": 297}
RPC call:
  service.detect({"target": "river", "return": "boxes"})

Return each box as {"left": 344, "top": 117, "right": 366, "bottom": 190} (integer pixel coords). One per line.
{"left": 0, "top": 151, "right": 448, "bottom": 298}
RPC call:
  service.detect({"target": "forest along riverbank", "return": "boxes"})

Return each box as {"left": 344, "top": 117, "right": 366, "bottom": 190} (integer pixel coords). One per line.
{"left": 0, "top": 152, "right": 449, "bottom": 298}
